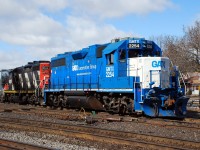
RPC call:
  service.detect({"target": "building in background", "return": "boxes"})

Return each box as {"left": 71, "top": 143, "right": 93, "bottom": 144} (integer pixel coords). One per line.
{"left": 183, "top": 72, "right": 200, "bottom": 96}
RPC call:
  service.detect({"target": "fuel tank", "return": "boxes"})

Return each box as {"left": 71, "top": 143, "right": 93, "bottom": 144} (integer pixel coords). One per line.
{"left": 67, "top": 96, "right": 104, "bottom": 111}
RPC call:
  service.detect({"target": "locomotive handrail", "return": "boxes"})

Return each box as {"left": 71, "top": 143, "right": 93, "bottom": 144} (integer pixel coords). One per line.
{"left": 170, "top": 61, "right": 186, "bottom": 94}
{"left": 134, "top": 81, "right": 143, "bottom": 104}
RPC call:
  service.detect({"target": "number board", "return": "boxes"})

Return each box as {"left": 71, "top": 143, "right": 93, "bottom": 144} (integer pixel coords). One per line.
{"left": 142, "top": 40, "right": 153, "bottom": 49}
{"left": 128, "top": 43, "right": 140, "bottom": 49}
{"left": 146, "top": 40, "right": 153, "bottom": 49}
{"left": 143, "top": 44, "right": 153, "bottom": 49}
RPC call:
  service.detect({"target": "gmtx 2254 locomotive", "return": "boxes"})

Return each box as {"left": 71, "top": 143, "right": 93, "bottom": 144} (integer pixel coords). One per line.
{"left": 44, "top": 37, "right": 189, "bottom": 117}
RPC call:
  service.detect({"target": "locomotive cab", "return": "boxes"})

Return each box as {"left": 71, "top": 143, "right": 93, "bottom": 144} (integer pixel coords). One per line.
{"left": 102, "top": 38, "right": 188, "bottom": 117}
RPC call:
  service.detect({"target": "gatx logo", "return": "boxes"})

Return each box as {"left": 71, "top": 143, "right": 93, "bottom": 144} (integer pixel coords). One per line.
{"left": 72, "top": 65, "right": 78, "bottom": 71}
{"left": 152, "top": 61, "right": 165, "bottom": 68}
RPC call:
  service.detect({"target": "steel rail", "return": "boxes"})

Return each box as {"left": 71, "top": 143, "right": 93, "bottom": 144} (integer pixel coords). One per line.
{"left": 0, "top": 117, "right": 199, "bottom": 150}
{"left": 2, "top": 107, "right": 200, "bottom": 131}
{"left": 0, "top": 138, "right": 52, "bottom": 150}
{"left": 129, "top": 118, "right": 200, "bottom": 131}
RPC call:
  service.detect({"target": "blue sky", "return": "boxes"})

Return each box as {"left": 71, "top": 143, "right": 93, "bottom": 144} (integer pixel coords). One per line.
{"left": 106, "top": 0, "right": 200, "bottom": 37}
{"left": 0, "top": 0, "right": 199, "bottom": 69}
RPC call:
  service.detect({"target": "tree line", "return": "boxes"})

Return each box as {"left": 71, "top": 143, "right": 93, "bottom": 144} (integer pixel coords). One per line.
{"left": 151, "top": 20, "right": 200, "bottom": 73}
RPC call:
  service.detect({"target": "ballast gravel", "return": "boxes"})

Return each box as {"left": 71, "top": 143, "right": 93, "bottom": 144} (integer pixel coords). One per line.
{"left": 0, "top": 130, "right": 97, "bottom": 150}
{"left": 1, "top": 111, "right": 199, "bottom": 142}
{"left": 0, "top": 103, "right": 199, "bottom": 149}
{"left": 93, "top": 121, "right": 200, "bottom": 142}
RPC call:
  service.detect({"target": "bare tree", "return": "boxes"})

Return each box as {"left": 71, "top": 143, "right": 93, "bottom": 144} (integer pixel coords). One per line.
{"left": 150, "top": 20, "right": 200, "bottom": 73}
{"left": 183, "top": 20, "right": 200, "bottom": 71}
{"left": 163, "top": 36, "right": 198, "bottom": 73}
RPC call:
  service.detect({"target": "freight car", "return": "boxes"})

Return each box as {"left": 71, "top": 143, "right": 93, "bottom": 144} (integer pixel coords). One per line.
{"left": 44, "top": 37, "right": 189, "bottom": 117}
{"left": 1, "top": 61, "right": 50, "bottom": 105}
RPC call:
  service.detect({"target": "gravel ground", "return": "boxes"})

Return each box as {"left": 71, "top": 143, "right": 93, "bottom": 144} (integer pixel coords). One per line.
{"left": 0, "top": 129, "right": 145, "bottom": 150}
{"left": 1, "top": 111, "right": 199, "bottom": 142}
{"left": 0, "top": 111, "right": 85, "bottom": 126}
{"left": 0, "top": 103, "right": 199, "bottom": 149}
{"left": 0, "top": 113, "right": 143, "bottom": 149}
{"left": 0, "top": 129, "right": 97, "bottom": 150}
{"left": 93, "top": 121, "right": 200, "bottom": 142}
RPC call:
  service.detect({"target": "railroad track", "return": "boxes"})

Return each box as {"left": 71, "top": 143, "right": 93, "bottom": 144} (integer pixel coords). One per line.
{"left": 0, "top": 106, "right": 88, "bottom": 120}
{"left": 133, "top": 117, "right": 200, "bottom": 131}
{"left": 1, "top": 103, "right": 200, "bottom": 121}
{"left": 2, "top": 106, "right": 200, "bottom": 131}
{"left": 0, "top": 138, "right": 52, "bottom": 150}
{"left": 0, "top": 117, "right": 199, "bottom": 150}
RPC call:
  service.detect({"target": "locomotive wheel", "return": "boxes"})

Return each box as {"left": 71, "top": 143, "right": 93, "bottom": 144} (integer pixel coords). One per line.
{"left": 39, "top": 97, "right": 44, "bottom": 106}
{"left": 7, "top": 96, "right": 11, "bottom": 103}
{"left": 62, "top": 99, "right": 67, "bottom": 108}
{"left": 119, "top": 104, "right": 126, "bottom": 116}
{"left": 28, "top": 96, "right": 35, "bottom": 105}
{"left": 53, "top": 96, "right": 60, "bottom": 107}
{"left": 152, "top": 103, "right": 159, "bottom": 117}
{"left": 4, "top": 95, "right": 8, "bottom": 103}
{"left": 58, "top": 95, "right": 65, "bottom": 108}
{"left": 0, "top": 96, "right": 5, "bottom": 103}
{"left": 20, "top": 96, "right": 27, "bottom": 104}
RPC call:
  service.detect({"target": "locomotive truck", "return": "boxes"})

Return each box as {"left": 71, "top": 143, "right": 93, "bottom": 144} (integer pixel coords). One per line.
{"left": 1, "top": 37, "right": 189, "bottom": 117}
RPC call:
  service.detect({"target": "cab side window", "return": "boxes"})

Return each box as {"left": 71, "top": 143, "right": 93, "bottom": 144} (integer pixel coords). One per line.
{"left": 106, "top": 52, "right": 114, "bottom": 65}
{"left": 119, "top": 49, "right": 126, "bottom": 61}
{"left": 119, "top": 49, "right": 126, "bottom": 62}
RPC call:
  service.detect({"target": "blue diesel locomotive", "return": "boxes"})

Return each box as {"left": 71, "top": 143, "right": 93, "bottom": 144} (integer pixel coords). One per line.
{"left": 44, "top": 37, "right": 189, "bottom": 117}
